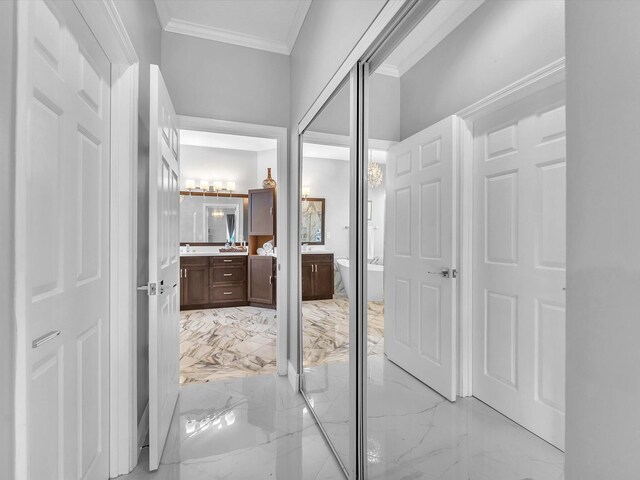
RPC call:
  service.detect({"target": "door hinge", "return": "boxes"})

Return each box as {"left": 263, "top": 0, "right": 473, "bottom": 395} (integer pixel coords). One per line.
{"left": 137, "top": 282, "right": 157, "bottom": 295}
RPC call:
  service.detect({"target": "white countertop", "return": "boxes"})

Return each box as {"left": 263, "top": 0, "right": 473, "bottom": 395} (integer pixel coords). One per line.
{"left": 301, "top": 250, "right": 333, "bottom": 255}
{"left": 180, "top": 251, "right": 248, "bottom": 257}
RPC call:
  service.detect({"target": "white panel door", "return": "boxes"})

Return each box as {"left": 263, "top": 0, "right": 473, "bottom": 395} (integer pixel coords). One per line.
{"left": 472, "top": 82, "right": 566, "bottom": 449}
{"left": 148, "top": 65, "right": 181, "bottom": 470}
{"left": 384, "top": 116, "right": 458, "bottom": 401}
{"left": 17, "top": 1, "right": 111, "bottom": 478}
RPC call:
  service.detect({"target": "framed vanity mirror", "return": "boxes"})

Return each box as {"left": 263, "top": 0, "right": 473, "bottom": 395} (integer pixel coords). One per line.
{"left": 300, "top": 197, "right": 325, "bottom": 245}
{"left": 180, "top": 192, "right": 248, "bottom": 245}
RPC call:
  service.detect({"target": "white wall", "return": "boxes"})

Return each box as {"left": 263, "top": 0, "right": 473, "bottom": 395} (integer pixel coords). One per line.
{"left": 301, "top": 157, "right": 385, "bottom": 260}
{"left": 180, "top": 145, "right": 259, "bottom": 192}
{"left": 256, "top": 148, "right": 278, "bottom": 187}
{"left": 302, "top": 157, "right": 350, "bottom": 258}
{"left": 305, "top": 73, "right": 400, "bottom": 141}
{"left": 161, "top": 32, "right": 290, "bottom": 127}
{"left": 400, "top": 0, "right": 565, "bottom": 140}
{"left": 0, "top": 1, "right": 15, "bottom": 478}
{"left": 565, "top": 1, "right": 640, "bottom": 478}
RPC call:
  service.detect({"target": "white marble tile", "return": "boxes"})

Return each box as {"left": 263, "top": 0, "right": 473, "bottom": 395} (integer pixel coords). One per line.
{"left": 119, "top": 375, "right": 345, "bottom": 480}
{"left": 303, "top": 356, "right": 564, "bottom": 480}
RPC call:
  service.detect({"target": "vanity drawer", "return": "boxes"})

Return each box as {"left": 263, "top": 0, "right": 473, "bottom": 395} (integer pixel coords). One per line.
{"left": 211, "top": 256, "right": 247, "bottom": 266}
{"left": 302, "top": 254, "right": 334, "bottom": 264}
{"left": 210, "top": 266, "right": 247, "bottom": 284}
{"left": 210, "top": 284, "right": 247, "bottom": 303}
{"left": 181, "top": 256, "right": 209, "bottom": 266}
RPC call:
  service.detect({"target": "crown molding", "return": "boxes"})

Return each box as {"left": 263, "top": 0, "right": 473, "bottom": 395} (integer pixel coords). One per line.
{"left": 165, "top": 17, "right": 290, "bottom": 55}
{"left": 286, "top": 0, "right": 312, "bottom": 53}
{"left": 456, "top": 57, "right": 566, "bottom": 120}
{"left": 375, "top": 63, "right": 400, "bottom": 78}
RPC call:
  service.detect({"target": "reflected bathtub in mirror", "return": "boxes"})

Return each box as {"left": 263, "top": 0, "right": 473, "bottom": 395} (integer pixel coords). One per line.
{"left": 336, "top": 258, "right": 384, "bottom": 302}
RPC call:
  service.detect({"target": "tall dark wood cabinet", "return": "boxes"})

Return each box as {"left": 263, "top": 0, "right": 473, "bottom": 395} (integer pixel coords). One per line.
{"left": 248, "top": 188, "right": 276, "bottom": 236}
{"left": 247, "top": 187, "right": 277, "bottom": 309}
{"left": 248, "top": 256, "right": 276, "bottom": 307}
{"left": 301, "top": 253, "right": 334, "bottom": 301}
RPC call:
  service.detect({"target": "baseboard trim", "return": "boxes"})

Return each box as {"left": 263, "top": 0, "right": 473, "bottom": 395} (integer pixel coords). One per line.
{"left": 137, "top": 402, "right": 149, "bottom": 459}
{"left": 288, "top": 360, "right": 299, "bottom": 393}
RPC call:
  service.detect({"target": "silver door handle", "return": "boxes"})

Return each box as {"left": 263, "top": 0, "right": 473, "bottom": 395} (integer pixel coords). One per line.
{"left": 223, "top": 292, "right": 233, "bottom": 295}
{"left": 32, "top": 330, "right": 61, "bottom": 348}
{"left": 223, "top": 259, "right": 232, "bottom": 263}
{"left": 427, "top": 268, "right": 457, "bottom": 278}
{"left": 223, "top": 273, "right": 233, "bottom": 277}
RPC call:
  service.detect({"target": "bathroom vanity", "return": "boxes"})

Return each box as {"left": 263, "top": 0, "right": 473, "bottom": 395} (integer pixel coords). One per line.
{"left": 180, "top": 254, "right": 248, "bottom": 310}
{"left": 301, "top": 253, "right": 334, "bottom": 301}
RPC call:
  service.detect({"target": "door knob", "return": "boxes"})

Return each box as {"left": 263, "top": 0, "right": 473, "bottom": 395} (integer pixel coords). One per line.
{"left": 427, "top": 268, "right": 457, "bottom": 278}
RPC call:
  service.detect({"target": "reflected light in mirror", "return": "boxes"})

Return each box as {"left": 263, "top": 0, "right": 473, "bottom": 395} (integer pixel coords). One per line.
{"left": 302, "top": 186, "right": 311, "bottom": 198}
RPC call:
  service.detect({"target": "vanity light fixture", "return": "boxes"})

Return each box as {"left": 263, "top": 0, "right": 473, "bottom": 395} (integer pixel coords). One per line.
{"left": 199, "top": 180, "right": 210, "bottom": 191}
{"left": 185, "top": 179, "right": 196, "bottom": 190}
{"left": 213, "top": 181, "right": 223, "bottom": 192}
{"left": 226, "top": 181, "right": 236, "bottom": 192}
{"left": 301, "top": 186, "right": 311, "bottom": 199}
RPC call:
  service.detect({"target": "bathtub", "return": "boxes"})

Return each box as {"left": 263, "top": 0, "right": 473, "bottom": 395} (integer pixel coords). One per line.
{"left": 336, "top": 259, "right": 384, "bottom": 302}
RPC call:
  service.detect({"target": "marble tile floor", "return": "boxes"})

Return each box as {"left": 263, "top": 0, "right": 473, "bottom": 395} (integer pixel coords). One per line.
{"left": 303, "top": 355, "right": 565, "bottom": 480}
{"left": 180, "top": 306, "right": 278, "bottom": 384}
{"left": 302, "top": 298, "right": 385, "bottom": 368}
{"left": 180, "top": 298, "right": 384, "bottom": 385}
{"left": 118, "top": 374, "right": 345, "bottom": 480}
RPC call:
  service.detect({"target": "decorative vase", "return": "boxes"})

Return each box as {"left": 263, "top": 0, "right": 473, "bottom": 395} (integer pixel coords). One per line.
{"left": 262, "top": 168, "right": 277, "bottom": 189}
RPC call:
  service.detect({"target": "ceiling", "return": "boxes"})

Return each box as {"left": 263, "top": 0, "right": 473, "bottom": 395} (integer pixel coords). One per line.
{"left": 154, "top": 0, "right": 312, "bottom": 55}
{"left": 181, "top": 130, "right": 277, "bottom": 152}
{"left": 377, "top": 0, "right": 484, "bottom": 77}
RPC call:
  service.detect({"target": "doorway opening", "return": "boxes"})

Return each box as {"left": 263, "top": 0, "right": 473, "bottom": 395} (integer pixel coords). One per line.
{"left": 177, "top": 123, "right": 287, "bottom": 385}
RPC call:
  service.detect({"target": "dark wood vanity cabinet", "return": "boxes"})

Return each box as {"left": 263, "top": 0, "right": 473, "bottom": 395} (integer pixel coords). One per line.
{"left": 248, "top": 256, "right": 276, "bottom": 308}
{"left": 180, "top": 255, "right": 248, "bottom": 310}
{"left": 180, "top": 257, "right": 210, "bottom": 308}
{"left": 210, "top": 256, "right": 248, "bottom": 307}
{"left": 301, "top": 254, "right": 334, "bottom": 301}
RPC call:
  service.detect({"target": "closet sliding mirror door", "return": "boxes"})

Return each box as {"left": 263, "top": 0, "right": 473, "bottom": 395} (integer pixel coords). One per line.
{"left": 299, "top": 76, "right": 354, "bottom": 475}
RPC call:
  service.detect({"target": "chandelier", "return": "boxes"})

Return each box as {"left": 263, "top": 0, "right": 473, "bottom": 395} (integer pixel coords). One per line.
{"left": 368, "top": 150, "right": 383, "bottom": 188}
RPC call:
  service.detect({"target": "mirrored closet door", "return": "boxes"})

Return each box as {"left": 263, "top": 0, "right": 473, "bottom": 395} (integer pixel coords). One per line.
{"left": 299, "top": 75, "right": 355, "bottom": 476}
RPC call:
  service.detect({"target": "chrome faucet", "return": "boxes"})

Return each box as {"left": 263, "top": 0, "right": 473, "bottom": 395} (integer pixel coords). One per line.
{"left": 185, "top": 243, "right": 191, "bottom": 253}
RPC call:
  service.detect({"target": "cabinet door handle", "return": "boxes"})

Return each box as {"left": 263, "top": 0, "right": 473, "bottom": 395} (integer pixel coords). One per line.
{"left": 269, "top": 275, "right": 272, "bottom": 285}
{"left": 223, "top": 259, "right": 232, "bottom": 263}
{"left": 223, "top": 291, "right": 233, "bottom": 295}
{"left": 223, "top": 273, "right": 233, "bottom": 277}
